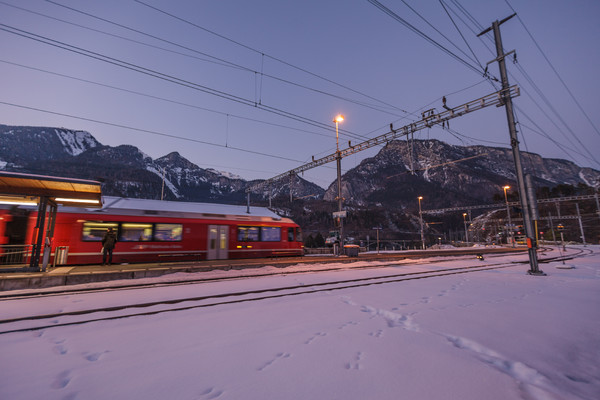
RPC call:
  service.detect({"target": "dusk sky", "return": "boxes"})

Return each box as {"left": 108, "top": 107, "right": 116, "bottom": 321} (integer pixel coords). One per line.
{"left": 1, "top": 0, "right": 599, "bottom": 189}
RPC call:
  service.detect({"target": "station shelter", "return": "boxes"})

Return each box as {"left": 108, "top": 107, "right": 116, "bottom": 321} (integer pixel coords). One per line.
{"left": 0, "top": 171, "right": 102, "bottom": 271}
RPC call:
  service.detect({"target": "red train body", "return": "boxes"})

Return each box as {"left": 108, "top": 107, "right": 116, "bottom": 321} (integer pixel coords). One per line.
{"left": 0, "top": 197, "right": 304, "bottom": 266}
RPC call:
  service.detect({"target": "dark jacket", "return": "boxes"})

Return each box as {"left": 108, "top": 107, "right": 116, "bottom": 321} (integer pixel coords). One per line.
{"left": 102, "top": 230, "right": 117, "bottom": 249}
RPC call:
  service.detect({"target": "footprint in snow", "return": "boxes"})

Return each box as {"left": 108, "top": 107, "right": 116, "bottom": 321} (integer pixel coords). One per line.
{"left": 257, "top": 352, "right": 291, "bottom": 371}
{"left": 198, "top": 387, "right": 224, "bottom": 399}
{"left": 444, "top": 334, "right": 562, "bottom": 399}
{"left": 62, "top": 392, "right": 78, "bottom": 400}
{"left": 338, "top": 321, "right": 359, "bottom": 329}
{"left": 51, "top": 370, "right": 71, "bottom": 389}
{"left": 84, "top": 351, "right": 109, "bottom": 362}
{"left": 305, "top": 332, "right": 327, "bottom": 345}
{"left": 345, "top": 351, "right": 364, "bottom": 370}
{"left": 369, "top": 329, "right": 384, "bottom": 338}
{"left": 340, "top": 296, "right": 357, "bottom": 306}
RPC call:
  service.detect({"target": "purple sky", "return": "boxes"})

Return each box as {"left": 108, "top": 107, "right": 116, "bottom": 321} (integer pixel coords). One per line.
{"left": 1, "top": 0, "right": 599, "bottom": 188}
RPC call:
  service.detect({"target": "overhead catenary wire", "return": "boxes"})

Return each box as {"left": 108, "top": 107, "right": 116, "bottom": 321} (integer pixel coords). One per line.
{"left": 39, "top": 0, "right": 405, "bottom": 117}
{"left": 0, "top": 1, "right": 245, "bottom": 71}
{"left": 423, "top": 0, "right": 594, "bottom": 168}
{"left": 0, "top": 59, "right": 336, "bottom": 141}
{"left": 438, "top": 0, "right": 483, "bottom": 70}
{"left": 445, "top": 1, "right": 599, "bottom": 169}
{"left": 132, "top": 0, "right": 410, "bottom": 116}
{"left": 512, "top": 63, "right": 599, "bottom": 166}
{"left": 386, "top": 153, "right": 488, "bottom": 180}
{"left": 0, "top": 23, "right": 370, "bottom": 143}
{"left": 504, "top": 0, "right": 600, "bottom": 139}
{"left": 0, "top": 100, "right": 309, "bottom": 164}
{"left": 2, "top": 1, "right": 595, "bottom": 187}
{"left": 367, "top": 0, "right": 485, "bottom": 76}
{"left": 398, "top": 0, "right": 482, "bottom": 68}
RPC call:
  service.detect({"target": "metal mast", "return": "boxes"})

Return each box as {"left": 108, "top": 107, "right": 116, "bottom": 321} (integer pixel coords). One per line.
{"left": 479, "top": 14, "right": 543, "bottom": 275}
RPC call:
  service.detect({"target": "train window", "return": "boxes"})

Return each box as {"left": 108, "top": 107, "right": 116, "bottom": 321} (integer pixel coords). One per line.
{"left": 287, "top": 228, "right": 294, "bottom": 242}
{"left": 154, "top": 223, "right": 182, "bottom": 242}
{"left": 82, "top": 222, "right": 118, "bottom": 241}
{"left": 261, "top": 227, "right": 281, "bottom": 242}
{"left": 120, "top": 223, "right": 152, "bottom": 242}
{"left": 238, "top": 226, "right": 259, "bottom": 242}
{"left": 295, "top": 228, "right": 303, "bottom": 242}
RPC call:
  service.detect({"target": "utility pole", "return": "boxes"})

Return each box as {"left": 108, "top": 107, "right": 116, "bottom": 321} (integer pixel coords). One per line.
{"left": 479, "top": 14, "right": 543, "bottom": 275}
{"left": 595, "top": 188, "right": 600, "bottom": 223}
{"left": 334, "top": 115, "right": 345, "bottom": 256}
{"left": 418, "top": 196, "right": 425, "bottom": 250}
{"left": 160, "top": 167, "right": 165, "bottom": 201}
{"left": 575, "top": 203, "right": 586, "bottom": 245}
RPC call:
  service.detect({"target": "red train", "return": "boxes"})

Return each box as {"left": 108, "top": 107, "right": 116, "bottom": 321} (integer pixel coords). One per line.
{"left": 0, "top": 197, "right": 304, "bottom": 266}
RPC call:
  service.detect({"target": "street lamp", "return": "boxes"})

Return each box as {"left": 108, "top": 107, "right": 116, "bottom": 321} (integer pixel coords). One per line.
{"left": 334, "top": 114, "right": 345, "bottom": 255}
{"left": 463, "top": 213, "right": 469, "bottom": 245}
{"left": 503, "top": 185, "right": 514, "bottom": 247}
{"left": 418, "top": 196, "right": 425, "bottom": 250}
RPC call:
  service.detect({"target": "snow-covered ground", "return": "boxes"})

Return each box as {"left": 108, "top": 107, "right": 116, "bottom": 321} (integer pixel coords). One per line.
{"left": 1, "top": 246, "right": 599, "bottom": 400}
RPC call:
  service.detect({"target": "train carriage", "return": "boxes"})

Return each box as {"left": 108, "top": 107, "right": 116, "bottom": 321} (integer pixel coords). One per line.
{"left": 0, "top": 197, "right": 303, "bottom": 266}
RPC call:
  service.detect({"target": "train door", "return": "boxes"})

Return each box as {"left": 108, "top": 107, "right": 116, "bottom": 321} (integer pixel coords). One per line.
{"left": 1, "top": 208, "right": 30, "bottom": 264}
{"left": 207, "top": 225, "right": 228, "bottom": 260}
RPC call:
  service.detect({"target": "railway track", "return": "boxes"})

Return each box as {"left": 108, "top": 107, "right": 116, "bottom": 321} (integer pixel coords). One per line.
{"left": 0, "top": 246, "right": 590, "bottom": 335}
{"left": 0, "top": 250, "right": 522, "bottom": 300}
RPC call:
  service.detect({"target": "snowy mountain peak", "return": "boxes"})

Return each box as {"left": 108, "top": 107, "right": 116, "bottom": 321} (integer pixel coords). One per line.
{"left": 206, "top": 168, "right": 243, "bottom": 181}
{"left": 54, "top": 129, "right": 100, "bottom": 156}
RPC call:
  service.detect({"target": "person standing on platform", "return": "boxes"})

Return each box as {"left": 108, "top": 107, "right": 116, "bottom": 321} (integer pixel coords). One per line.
{"left": 101, "top": 227, "right": 117, "bottom": 265}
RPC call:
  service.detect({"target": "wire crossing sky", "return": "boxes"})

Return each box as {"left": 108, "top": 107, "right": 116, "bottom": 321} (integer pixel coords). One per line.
{"left": 1, "top": 0, "right": 599, "bottom": 189}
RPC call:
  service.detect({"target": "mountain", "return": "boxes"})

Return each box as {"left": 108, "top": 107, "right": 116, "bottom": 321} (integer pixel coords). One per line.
{"left": 0, "top": 125, "right": 100, "bottom": 167}
{"left": 0, "top": 124, "right": 323, "bottom": 203}
{"left": 2, "top": 124, "right": 599, "bottom": 244}
{"left": 325, "top": 139, "right": 600, "bottom": 211}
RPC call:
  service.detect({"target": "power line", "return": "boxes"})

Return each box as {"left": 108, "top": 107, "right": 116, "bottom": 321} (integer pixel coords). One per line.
{"left": 0, "top": 1, "right": 244, "bottom": 71}
{"left": 0, "top": 59, "right": 337, "bottom": 142}
{"left": 512, "top": 62, "right": 599, "bottom": 166}
{"left": 386, "top": 153, "right": 488, "bottom": 179}
{"left": 39, "top": 0, "right": 405, "bottom": 117}
{"left": 0, "top": 23, "right": 369, "bottom": 143}
{"left": 133, "top": 0, "right": 410, "bottom": 116}
{"left": 398, "top": 0, "right": 481, "bottom": 67}
{"left": 438, "top": 0, "right": 483, "bottom": 70}
{"left": 367, "top": 0, "right": 485, "bottom": 76}
{"left": 504, "top": 0, "right": 600, "bottom": 139}
{"left": 452, "top": 3, "right": 599, "bottom": 168}
{"left": 0, "top": 100, "right": 307, "bottom": 164}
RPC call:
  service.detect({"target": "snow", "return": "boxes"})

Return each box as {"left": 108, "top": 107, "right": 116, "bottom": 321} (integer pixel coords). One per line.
{"left": 54, "top": 129, "right": 97, "bottom": 156}
{"left": 90, "top": 196, "right": 284, "bottom": 219}
{"left": 1, "top": 246, "right": 599, "bottom": 400}
{"left": 207, "top": 168, "right": 243, "bottom": 181}
{"left": 145, "top": 165, "right": 182, "bottom": 198}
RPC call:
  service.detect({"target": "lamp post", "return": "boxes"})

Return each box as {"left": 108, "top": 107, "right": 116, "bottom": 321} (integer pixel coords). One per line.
{"left": 418, "top": 196, "right": 425, "bottom": 250}
{"left": 503, "top": 185, "right": 514, "bottom": 247}
{"left": 373, "top": 227, "right": 382, "bottom": 255}
{"left": 334, "top": 114, "right": 345, "bottom": 255}
{"left": 463, "top": 213, "right": 469, "bottom": 245}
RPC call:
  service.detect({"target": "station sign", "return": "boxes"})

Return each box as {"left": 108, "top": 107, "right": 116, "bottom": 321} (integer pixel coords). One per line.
{"left": 333, "top": 211, "right": 347, "bottom": 219}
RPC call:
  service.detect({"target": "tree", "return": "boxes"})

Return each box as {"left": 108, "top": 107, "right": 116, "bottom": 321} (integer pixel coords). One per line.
{"left": 314, "top": 232, "right": 325, "bottom": 247}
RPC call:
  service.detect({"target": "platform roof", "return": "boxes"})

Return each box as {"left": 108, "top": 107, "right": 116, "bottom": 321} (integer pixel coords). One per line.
{"left": 0, "top": 171, "right": 102, "bottom": 207}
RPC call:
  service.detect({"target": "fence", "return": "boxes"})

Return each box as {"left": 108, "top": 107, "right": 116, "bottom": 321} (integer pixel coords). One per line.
{"left": 0, "top": 244, "right": 33, "bottom": 266}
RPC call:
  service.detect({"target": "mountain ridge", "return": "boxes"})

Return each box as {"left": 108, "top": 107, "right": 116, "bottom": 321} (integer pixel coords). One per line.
{"left": 2, "top": 124, "right": 598, "bottom": 209}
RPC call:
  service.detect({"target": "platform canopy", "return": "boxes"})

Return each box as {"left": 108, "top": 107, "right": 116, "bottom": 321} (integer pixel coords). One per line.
{"left": 0, "top": 171, "right": 102, "bottom": 207}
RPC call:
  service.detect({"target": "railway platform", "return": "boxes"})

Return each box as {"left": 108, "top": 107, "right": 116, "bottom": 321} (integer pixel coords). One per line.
{"left": 0, "top": 246, "right": 527, "bottom": 292}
